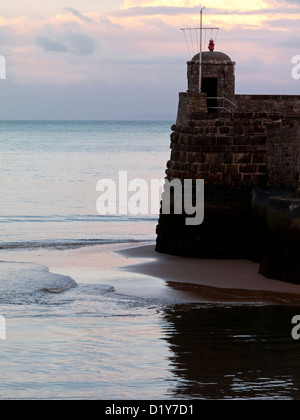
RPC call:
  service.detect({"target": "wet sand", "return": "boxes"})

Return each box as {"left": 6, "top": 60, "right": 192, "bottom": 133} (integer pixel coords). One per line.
{"left": 4, "top": 242, "right": 300, "bottom": 399}
{"left": 2, "top": 242, "right": 300, "bottom": 304}
{"left": 117, "top": 244, "right": 300, "bottom": 303}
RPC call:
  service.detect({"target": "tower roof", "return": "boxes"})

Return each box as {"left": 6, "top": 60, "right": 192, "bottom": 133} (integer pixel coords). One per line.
{"left": 191, "top": 51, "right": 234, "bottom": 64}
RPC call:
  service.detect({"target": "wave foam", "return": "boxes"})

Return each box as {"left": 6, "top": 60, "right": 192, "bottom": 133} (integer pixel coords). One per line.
{"left": 0, "top": 261, "right": 77, "bottom": 304}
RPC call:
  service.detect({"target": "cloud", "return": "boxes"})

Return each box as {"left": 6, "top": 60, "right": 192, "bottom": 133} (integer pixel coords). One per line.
{"left": 262, "top": 17, "right": 300, "bottom": 27}
{"left": 2, "top": 0, "right": 300, "bottom": 119}
{"left": 37, "top": 36, "right": 68, "bottom": 53}
{"left": 111, "top": 6, "right": 199, "bottom": 17}
{"left": 99, "top": 15, "right": 122, "bottom": 28}
{"left": 111, "top": 4, "right": 300, "bottom": 17}
{"left": 36, "top": 26, "right": 96, "bottom": 55}
{"left": 62, "top": 7, "right": 93, "bottom": 23}
{"left": 278, "top": 0, "right": 300, "bottom": 4}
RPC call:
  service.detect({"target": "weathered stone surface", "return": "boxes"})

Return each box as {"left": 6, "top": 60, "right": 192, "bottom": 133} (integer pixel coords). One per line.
{"left": 252, "top": 190, "right": 300, "bottom": 283}
{"left": 166, "top": 112, "right": 273, "bottom": 188}
{"left": 187, "top": 51, "right": 235, "bottom": 106}
{"left": 156, "top": 51, "right": 300, "bottom": 284}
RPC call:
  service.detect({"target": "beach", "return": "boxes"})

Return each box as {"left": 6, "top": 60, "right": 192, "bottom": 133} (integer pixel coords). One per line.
{"left": 5, "top": 241, "right": 300, "bottom": 305}
{"left": 117, "top": 244, "right": 300, "bottom": 304}
{"left": 2, "top": 242, "right": 300, "bottom": 399}
{"left": 2, "top": 121, "right": 300, "bottom": 400}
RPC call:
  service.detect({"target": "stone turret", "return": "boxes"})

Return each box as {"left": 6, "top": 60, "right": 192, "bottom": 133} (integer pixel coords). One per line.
{"left": 188, "top": 51, "right": 235, "bottom": 109}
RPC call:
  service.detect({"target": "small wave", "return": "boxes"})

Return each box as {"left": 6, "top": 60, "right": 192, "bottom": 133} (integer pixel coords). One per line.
{"left": 0, "top": 238, "right": 149, "bottom": 251}
{"left": 0, "top": 214, "right": 158, "bottom": 224}
{"left": 0, "top": 261, "right": 78, "bottom": 305}
{"left": 42, "top": 277, "right": 78, "bottom": 294}
{"left": 79, "top": 284, "right": 116, "bottom": 296}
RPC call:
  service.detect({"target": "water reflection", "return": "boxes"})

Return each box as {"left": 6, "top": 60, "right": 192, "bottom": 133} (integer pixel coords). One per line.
{"left": 162, "top": 304, "right": 300, "bottom": 399}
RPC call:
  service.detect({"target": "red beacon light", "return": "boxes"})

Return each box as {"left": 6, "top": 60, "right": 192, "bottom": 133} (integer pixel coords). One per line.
{"left": 208, "top": 39, "right": 215, "bottom": 51}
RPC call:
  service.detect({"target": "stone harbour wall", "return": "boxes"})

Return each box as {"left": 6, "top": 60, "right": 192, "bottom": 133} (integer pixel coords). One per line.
{"left": 266, "top": 116, "right": 300, "bottom": 192}
{"left": 168, "top": 111, "right": 269, "bottom": 189}
{"left": 174, "top": 94, "right": 300, "bottom": 191}
{"left": 156, "top": 93, "right": 300, "bottom": 284}
{"left": 235, "top": 95, "right": 300, "bottom": 114}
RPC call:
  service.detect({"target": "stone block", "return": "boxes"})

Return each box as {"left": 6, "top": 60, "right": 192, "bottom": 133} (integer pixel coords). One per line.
{"left": 197, "top": 163, "right": 210, "bottom": 172}
{"left": 209, "top": 164, "right": 225, "bottom": 173}
{"left": 207, "top": 173, "right": 222, "bottom": 184}
{"left": 252, "top": 152, "right": 267, "bottom": 164}
{"left": 226, "top": 164, "right": 239, "bottom": 173}
{"left": 223, "top": 153, "right": 234, "bottom": 164}
{"left": 217, "top": 136, "right": 233, "bottom": 146}
{"left": 239, "top": 164, "right": 258, "bottom": 173}
{"left": 233, "top": 135, "right": 250, "bottom": 146}
{"left": 206, "top": 153, "right": 224, "bottom": 164}
{"left": 219, "top": 126, "right": 231, "bottom": 134}
{"left": 257, "top": 164, "right": 267, "bottom": 173}
{"left": 234, "top": 153, "right": 252, "bottom": 164}
{"left": 233, "top": 126, "right": 244, "bottom": 135}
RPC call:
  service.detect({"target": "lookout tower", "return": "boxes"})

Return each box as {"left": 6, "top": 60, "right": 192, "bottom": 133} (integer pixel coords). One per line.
{"left": 187, "top": 50, "right": 236, "bottom": 111}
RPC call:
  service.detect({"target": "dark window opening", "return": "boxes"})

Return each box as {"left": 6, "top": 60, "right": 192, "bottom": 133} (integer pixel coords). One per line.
{"left": 202, "top": 77, "right": 218, "bottom": 113}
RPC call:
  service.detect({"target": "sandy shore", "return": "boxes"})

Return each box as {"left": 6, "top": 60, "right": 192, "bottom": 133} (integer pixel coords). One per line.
{"left": 2, "top": 242, "right": 300, "bottom": 304}
{"left": 117, "top": 243, "right": 300, "bottom": 303}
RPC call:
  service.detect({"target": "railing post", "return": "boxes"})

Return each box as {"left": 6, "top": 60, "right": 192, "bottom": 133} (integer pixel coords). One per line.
{"left": 205, "top": 96, "right": 237, "bottom": 113}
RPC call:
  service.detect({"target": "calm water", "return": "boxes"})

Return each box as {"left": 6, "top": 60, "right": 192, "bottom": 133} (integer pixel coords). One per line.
{"left": 1, "top": 121, "right": 300, "bottom": 400}
{"left": 0, "top": 120, "right": 170, "bottom": 247}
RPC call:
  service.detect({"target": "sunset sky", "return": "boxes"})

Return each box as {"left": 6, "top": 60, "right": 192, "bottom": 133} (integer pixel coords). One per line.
{"left": 0, "top": 0, "right": 300, "bottom": 120}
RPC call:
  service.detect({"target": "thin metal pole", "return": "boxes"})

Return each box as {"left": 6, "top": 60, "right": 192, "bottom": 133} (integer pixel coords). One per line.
{"left": 199, "top": 7, "right": 205, "bottom": 93}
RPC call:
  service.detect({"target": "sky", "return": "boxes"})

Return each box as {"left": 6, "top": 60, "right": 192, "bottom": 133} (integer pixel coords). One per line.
{"left": 0, "top": 0, "right": 300, "bottom": 120}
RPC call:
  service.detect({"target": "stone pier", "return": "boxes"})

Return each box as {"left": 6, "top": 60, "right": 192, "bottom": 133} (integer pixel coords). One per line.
{"left": 155, "top": 50, "right": 300, "bottom": 284}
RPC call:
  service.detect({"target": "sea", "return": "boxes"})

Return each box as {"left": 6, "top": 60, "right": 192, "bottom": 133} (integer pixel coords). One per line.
{"left": 1, "top": 120, "right": 300, "bottom": 400}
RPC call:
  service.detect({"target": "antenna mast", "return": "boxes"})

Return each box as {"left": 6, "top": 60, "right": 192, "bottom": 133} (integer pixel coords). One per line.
{"left": 180, "top": 8, "right": 219, "bottom": 93}
{"left": 199, "top": 7, "right": 204, "bottom": 93}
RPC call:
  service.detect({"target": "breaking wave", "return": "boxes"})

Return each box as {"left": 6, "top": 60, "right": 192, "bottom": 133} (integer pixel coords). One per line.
{"left": 0, "top": 261, "right": 77, "bottom": 305}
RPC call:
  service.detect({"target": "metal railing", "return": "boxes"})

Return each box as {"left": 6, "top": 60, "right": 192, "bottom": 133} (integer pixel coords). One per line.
{"left": 206, "top": 97, "right": 237, "bottom": 113}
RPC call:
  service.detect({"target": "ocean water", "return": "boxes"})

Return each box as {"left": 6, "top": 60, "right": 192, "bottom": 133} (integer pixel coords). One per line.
{"left": 0, "top": 120, "right": 170, "bottom": 248}
{"left": 1, "top": 120, "right": 300, "bottom": 400}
